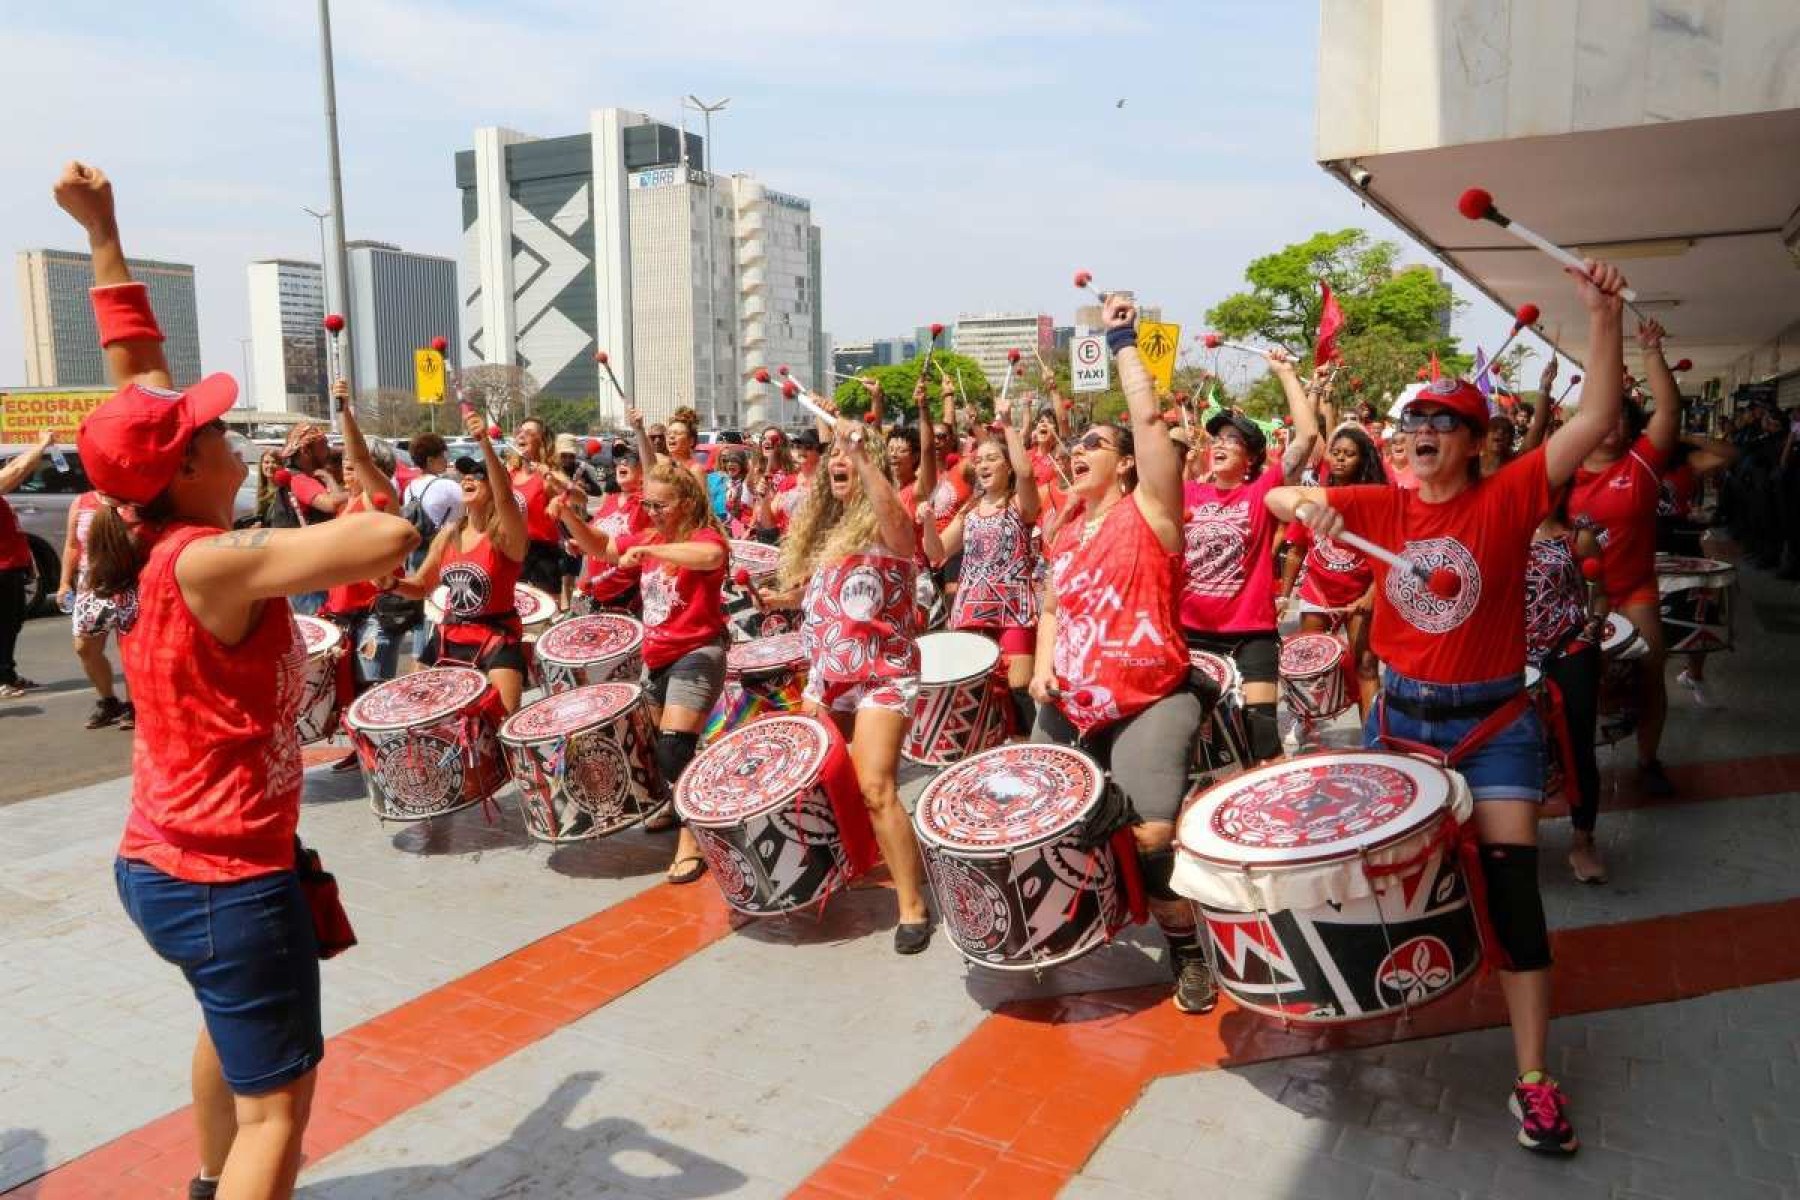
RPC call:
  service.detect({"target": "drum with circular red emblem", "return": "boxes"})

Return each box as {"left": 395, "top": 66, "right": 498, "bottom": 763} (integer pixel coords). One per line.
{"left": 1174, "top": 752, "right": 1478, "bottom": 1023}
{"left": 1189, "top": 649, "right": 1250, "bottom": 794}
{"left": 533, "top": 613, "right": 645, "bottom": 694}
{"left": 702, "top": 632, "right": 809, "bottom": 745}
{"left": 903, "top": 631, "right": 1011, "bottom": 766}
{"left": 723, "top": 540, "right": 796, "bottom": 641}
{"left": 675, "top": 714, "right": 869, "bottom": 916}
{"left": 344, "top": 667, "right": 508, "bottom": 821}
{"left": 914, "top": 744, "right": 1132, "bottom": 971}
{"left": 426, "top": 581, "right": 556, "bottom": 641}
{"left": 499, "top": 682, "right": 667, "bottom": 842}
{"left": 295, "top": 615, "right": 346, "bottom": 745}
{"left": 1656, "top": 553, "right": 1736, "bottom": 655}
{"left": 1279, "top": 632, "right": 1352, "bottom": 721}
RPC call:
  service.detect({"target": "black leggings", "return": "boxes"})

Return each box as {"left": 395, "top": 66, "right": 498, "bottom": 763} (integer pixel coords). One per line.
{"left": 0, "top": 568, "right": 27, "bottom": 684}
{"left": 1544, "top": 644, "right": 1601, "bottom": 833}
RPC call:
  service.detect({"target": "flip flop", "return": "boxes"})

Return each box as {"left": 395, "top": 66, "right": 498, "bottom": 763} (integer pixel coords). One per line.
{"left": 643, "top": 805, "right": 678, "bottom": 834}
{"left": 666, "top": 855, "right": 707, "bottom": 886}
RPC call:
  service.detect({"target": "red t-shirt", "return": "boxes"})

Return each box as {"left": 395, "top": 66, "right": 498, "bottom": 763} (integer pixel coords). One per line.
{"left": 1570, "top": 435, "right": 1667, "bottom": 603}
{"left": 288, "top": 471, "right": 336, "bottom": 520}
{"left": 580, "top": 492, "right": 652, "bottom": 603}
{"left": 620, "top": 526, "right": 727, "bottom": 670}
{"left": 899, "top": 470, "right": 971, "bottom": 536}
{"left": 1179, "top": 469, "right": 1285, "bottom": 634}
{"left": 118, "top": 524, "right": 306, "bottom": 883}
{"left": 1287, "top": 520, "right": 1373, "bottom": 610}
{"left": 1332, "top": 448, "right": 1551, "bottom": 685}
{"left": 512, "top": 468, "right": 559, "bottom": 543}
{"left": 0, "top": 498, "right": 31, "bottom": 572}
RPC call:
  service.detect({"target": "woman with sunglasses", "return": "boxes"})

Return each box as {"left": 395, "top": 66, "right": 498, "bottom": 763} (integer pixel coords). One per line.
{"left": 919, "top": 408, "right": 1042, "bottom": 733}
{"left": 571, "top": 449, "right": 651, "bottom": 614}
{"left": 716, "top": 449, "right": 756, "bottom": 536}
{"left": 392, "top": 411, "right": 531, "bottom": 713}
{"left": 1270, "top": 259, "right": 1634, "bottom": 1158}
{"left": 61, "top": 162, "right": 419, "bottom": 1200}
{"left": 1178, "top": 351, "right": 1319, "bottom": 765}
{"left": 557, "top": 463, "right": 729, "bottom": 884}
{"left": 760, "top": 416, "right": 933, "bottom": 954}
{"left": 1028, "top": 294, "right": 1217, "bottom": 1015}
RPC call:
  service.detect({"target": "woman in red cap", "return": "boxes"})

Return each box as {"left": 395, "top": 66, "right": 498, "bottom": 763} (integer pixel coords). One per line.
{"left": 1269, "top": 259, "right": 1633, "bottom": 1159}
{"left": 61, "top": 162, "right": 418, "bottom": 1200}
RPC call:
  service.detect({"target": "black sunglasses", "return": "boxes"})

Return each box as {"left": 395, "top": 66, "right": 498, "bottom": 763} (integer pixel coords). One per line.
{"left": 1398, "top": 410, "right": 1468, "bottom": 434}
{"left": 1075, "top": 430, "right": 1118, "bottom": 453}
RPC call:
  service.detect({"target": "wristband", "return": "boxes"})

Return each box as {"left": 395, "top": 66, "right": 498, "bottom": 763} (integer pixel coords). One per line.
{"left": 1105, "top": 326, "right": 1138, "bottom": 355}
{"left": 90, "top": 283, "right": 164, "bottom": 347}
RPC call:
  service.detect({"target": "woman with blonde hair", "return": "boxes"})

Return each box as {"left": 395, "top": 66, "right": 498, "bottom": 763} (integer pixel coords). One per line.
{"left": 558, "top": 460, "right": 729, "bottom": 883}
{"left": 760, "top": 420, "right": 932, "bottom": 954}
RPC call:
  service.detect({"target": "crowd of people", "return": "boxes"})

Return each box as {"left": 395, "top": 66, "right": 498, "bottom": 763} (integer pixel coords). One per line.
{"left": 11, "top": 158, "right": 1767, "bottom": 1197}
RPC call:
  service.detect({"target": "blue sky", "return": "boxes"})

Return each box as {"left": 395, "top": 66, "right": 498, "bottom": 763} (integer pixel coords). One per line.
{"left": 0, "top": 0, "right": 1546, "bottom": 398}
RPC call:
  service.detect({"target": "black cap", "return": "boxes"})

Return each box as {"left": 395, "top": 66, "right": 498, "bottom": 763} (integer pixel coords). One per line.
{"left": 1204, "top": 410, "right": 1267, "bottom": 458}
{"left": 453, "top": 455, "right": 483, "bottom": 475}
{"left": 792, "top": 429, "right": 822, "bottom": 450}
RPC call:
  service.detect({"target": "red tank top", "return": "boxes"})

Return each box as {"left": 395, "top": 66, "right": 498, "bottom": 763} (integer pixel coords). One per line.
{"left": 1048, "top": 494, "right": 1187, "bottom": 734}
{"left": 118, "top": 524, "right": 307, "bottom": 882}
{"left": 438, "top": 526, "right": 522, "bottom": 646}
{"left": 321, "top": 494, "right": 380, "bottom": 615}
{"left": 512, "top": 468, "right": 559, "bottom": 543}
{"left": 801, "top": 548, "right": 920, "bottom": 683}
{"left": 0, "top": 497, "right": 29, "bottom": 572}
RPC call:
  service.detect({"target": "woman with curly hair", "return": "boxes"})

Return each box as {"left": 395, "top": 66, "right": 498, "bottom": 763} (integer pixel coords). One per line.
{"left": 663, "top": 406, "right": 711, "bottom": 490}
{"left": 557, "top": 460, "right": 728, "bottom": 883}
{"left": 760, "top": 419, "right": 932, "bottom": 954}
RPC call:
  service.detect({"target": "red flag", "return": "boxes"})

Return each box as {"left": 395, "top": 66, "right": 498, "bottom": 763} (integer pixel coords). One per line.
{"left": 1314, "top": 280, "right": 1345, "bottom": 364}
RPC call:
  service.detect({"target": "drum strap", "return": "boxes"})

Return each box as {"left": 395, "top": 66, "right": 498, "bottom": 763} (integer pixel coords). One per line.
{"left": 1532, "top": 675, "right": 1581, "bottom": 811}
{"left": 1364, "top": 815, "right": 1505, "bottom": 977}
{"left": 1375, "top": 690, "right": 1531, "bottom": 769}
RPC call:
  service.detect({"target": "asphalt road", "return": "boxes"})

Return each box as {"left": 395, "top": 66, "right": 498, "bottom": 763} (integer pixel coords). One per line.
{"left": 0, "top": 612, "right": 134, "bottom": 807}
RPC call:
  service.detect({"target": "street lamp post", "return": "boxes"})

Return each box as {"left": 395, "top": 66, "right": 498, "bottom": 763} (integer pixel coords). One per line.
{"left": 302, "top": 206, "right": 332, "bottom": 416}
{"left": 238, "top": 338, "right": 253, "bottom": 406}
{"left": 685, "top": 95, "right": 730, "bottom": 432}
{"left": 316, "top": 0, "right": 355, "bottom": 420}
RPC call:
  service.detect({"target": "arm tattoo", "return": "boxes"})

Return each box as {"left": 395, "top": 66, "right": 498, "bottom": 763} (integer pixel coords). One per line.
{"left": 209, "top": 528, "right": 276, "bottom": 551}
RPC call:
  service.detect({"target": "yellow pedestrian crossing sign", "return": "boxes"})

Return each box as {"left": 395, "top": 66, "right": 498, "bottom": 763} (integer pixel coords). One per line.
{"left": 414, "top": 349, "right": 446, "bottom": 403}
{"left": 1137, "top": 321, "right": 1180, "bottom": 394}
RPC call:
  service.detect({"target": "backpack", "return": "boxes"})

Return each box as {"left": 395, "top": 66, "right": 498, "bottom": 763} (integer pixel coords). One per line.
{"left": 401, "top": 475, "right": 455, "bottom": 543}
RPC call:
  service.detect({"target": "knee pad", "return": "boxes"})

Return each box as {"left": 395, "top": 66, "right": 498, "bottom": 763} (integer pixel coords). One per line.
{"left": 1245, "top": 702, "right": 1281, "bottom": 762}
{"left": 1137, "top": 846, "right": 1180, "bottom": 902}
{"left": 1008, "top": 686, "right": 1036, "bottom": 736}
{"left": 654, "top": 730, "right": 700, "bottom": 787}
{"left": 1479, "top": 843, "right": 1552, "bottom": 971}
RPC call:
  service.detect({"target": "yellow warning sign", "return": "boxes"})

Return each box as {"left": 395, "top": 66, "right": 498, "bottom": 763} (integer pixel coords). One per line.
{"left": 1136, "top": 321, "right": 1180, "bottom": 394}
{"left": 414, "top": 349, "right": 446, "bottom": 403}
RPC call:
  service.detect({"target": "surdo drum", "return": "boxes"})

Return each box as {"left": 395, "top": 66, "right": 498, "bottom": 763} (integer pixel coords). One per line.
{"left": 344, "top": 667, "right": 507, "bottom": 822}
{"left": 702, "top": 632, "right": 809, "bottom": 745}
{"left": 294, "top": 614, "right": 346, "bottom": 745}
{"left": 1174, "top": 752, "right": 1479, "bottom": 1023}
{"left": 1656, "top": 554, "right": 1736, "bottom": 655}
{"left": 1279, "top": 632, "right": 1352, "bottom": 721}
{"left": 1189, "top": 650, "right": 1250, "bottom": 794}
{"left": 723, "top": 540, "right": 793, "bottom": 641}
{"left": 904, "top": 631, "right": 1011, "bottom": 766}
{"left": 425, "top": 581, "right": 557, "bottom": 641}
{"left": 915, "top": 744, "right": 1134, "bottom": 971}
{"left": 533, "top": 613, "right": 645, "bottom": 694}
{"left": 499, "top": 682, "right": 667, "bottom": 843}
{"left": 675, "top": 715, "right": 871, "bottom": 917}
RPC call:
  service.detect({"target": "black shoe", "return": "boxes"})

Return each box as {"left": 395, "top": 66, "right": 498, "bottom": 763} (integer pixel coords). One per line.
{"left": 1637, "top": 759, "right": 1675, "bottom": 797}
{"left": 330, "top": 751, "right": 362, "bottom": 773}
{"left": 118, "top": 702, "right": 135, "bottom": 731}
{"left": 189, "top": 1178, "right": 219, "bottom": 1200}
{"left": 1170, "top": 940, "right": 1219, "bottom": 1014}
{"left": 894, "top": 920, "right": 933, "bottom": 955}
{"left": 85, "top": 697, "right": 126, "bottom": 729}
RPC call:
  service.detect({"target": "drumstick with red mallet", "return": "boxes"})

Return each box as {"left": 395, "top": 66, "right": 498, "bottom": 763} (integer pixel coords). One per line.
{"left": 1472, "top": 303, "right": 1540, "bottom": 384}
{"left": 593, "top": 349, "right": 628, "bottom": 402}
{"left": 323, "top": 313, "right": 348, "bottom": 423}
{"left": 1203, "top": 332, "right": 1300, "bottom": 362}
{"left": 1457, "top": 188, "right": 1647, "bottom": 318}
{"left": 1296, "top": 502, "right": 1461, "bottom": 600}
{"left": 1556, "top": 373, "right": 1582, "bottom": 405}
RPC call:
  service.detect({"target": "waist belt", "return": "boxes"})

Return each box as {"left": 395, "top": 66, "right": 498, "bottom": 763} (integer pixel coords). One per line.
{"left": 1380, "top": 690, "right": 1512, "bottom": 722}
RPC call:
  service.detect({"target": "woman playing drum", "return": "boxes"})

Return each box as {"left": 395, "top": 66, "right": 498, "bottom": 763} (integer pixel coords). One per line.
{"left": 1028, "top": 293, "right": 1218, "bottom": 1015}
{"left": 574, "top": 449, "right": 651, "bottom": 615}
{"left": 558, "top": 462, "right": 730, "bottom": 883}
{"left": 1270, "top": 257, "right": 1635, "bottom": 1157}
{"left": 63, "top": 161, "right": 419, "bottom": 1200}
{"left": 759, "top": 418, "right": 934, "bottom": 954}
{"left": 393, "top": 410, "right": 530, "bottom": 713}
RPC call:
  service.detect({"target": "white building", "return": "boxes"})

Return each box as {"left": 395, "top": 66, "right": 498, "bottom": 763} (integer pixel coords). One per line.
{"left": 344, "top": 241, "right": 459, "bottom": 397}
{"left": 246, "top": 259, "right": 327, "bottom": 418}
{"left": 953, "top": 313, "right": 1053, "bottom": 389}
{"left": 456, "top": 108, "right": 824, "bottom": 429}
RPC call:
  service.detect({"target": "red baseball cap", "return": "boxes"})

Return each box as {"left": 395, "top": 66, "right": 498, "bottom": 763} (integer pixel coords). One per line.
{"left": 1402, "top": 376, "right": 1489, "bottom": 433}
{"left": 77, "top": 375, "right": 239, "bottom": 504}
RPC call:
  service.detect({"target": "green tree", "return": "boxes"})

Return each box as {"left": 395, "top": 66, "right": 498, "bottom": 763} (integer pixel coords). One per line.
{"left": 533, "top": 395, "right": 604, "bottom": 436}
{"left": 828, "top": 351, "right": 994, "bottom": 424}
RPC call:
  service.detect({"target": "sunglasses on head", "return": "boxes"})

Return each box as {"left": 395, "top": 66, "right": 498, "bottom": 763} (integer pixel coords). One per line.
{"left": 1398, "top": 409, "right": 1468, "bottom": 434}
{"left": 1075, "top": 430, "right": 1117, "bottom": 453}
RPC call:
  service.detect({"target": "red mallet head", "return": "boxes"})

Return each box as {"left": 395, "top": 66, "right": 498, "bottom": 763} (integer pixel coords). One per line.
{"left": 1673, "top": 358, "right": 1692, "bottom": 372}
{"left": 594, "top": 349, "right": 610, "bottom": 365}
{"left": 371, "top": 493, "right": 391, "bottom": 510}
{"left": 732, "top": 568, "right": 752, "bottom": 587}
{"left": 273, "top": 468, "right": 293, "bottom": 487}
{"left": 862, "top": 411, "right": 877, "bottom": 423}
{"left": 488, "top": 424, "right": 503, "bottom": 440}
{"left": 929, "top": 322, "right": 944, "bottom": 340}
{"left": 1202, "top": 333, "right": 1222, "bottom": 349}
{"left": 1456, "top": 188, "right": 1495, "bottom": 221}
{"left": 777, "top": 364, "right": 790, "bottom": 377}
{"left": 752, "top": 368, "right": 771, "bottom": 384}
{"left": 1007, "top": 348, "right": 1021, "bottom": 364}
{"left": 1514, "top": 303, "right": 1540, "bottom": 328}
{"left": 781, "top": 380, "right": 799, "bottom": 399}
{"left": 1350, "top": 376, "right": 1364, "bottom": 390}
{"left": 1416, "top": 366, "right": 1431, "bottom": 381}
{"left": 1427, "top": 567, "right": 1461, "bottom": 600}
{"left": 323, "top": 313, "right": 346, "bottom": 333}
{"left": 1580, "top": 556, "right": 1603, "bottom": 581}
{"left": 584, "top": 437, "right": 602, "bottom": 456}
{"left": 1571, "top": 374, "right": 1582, "bottom": 384}
{"left": 1068, "top": 687, "right": 1096, "bottom": 707}
{"left": 430, "top": 335, "right": 449, "bottom": 353}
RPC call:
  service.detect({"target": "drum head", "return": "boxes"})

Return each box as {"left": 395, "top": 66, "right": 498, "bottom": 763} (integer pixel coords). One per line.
{"left": 1188, "top": 650, "right": 1238, "bottom": 693}
{"left": 1601, "top": 612, "right": 1637, "bottom": 654}
{"left": 517, "top": 584, "right": 556, "bottom": 626}
{"left": 1279, "top": 632, "right": 1343, "bottom": 676}
{"left": 501, "top": 682, "right": 641, "bottom": 744}
{"left": 347, "top": 667, "right": 489, "bottom": 731}
{"left": 296, "top": 614, "right": 340, "bottom": 656}
{"left": 1656, "top": 554, "right": 1731, "bottom": 577}
{"left": 917, "top": 631, "right": 1001, "bottom": 685}
{"left": 727, "top": 632, "right": 806, "bottom": 677}
{"left": 1179, "top": 752, "right": 1455, "bottom": 869}
{"left": 536, "top": 614, "right": 644, "bottom": 666}
{"left": 917, "top": 744, "right": 1104, "bottom": 853}
{"left": 729, "top": 540, "right": 780, "bottom": 578}
{"left": 676, "top": 715, "right": 829, "bottom": 824}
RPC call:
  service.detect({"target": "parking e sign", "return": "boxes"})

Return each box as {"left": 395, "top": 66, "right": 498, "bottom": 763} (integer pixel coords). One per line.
{"left": 1071, "top": 335, "right": 1109, "bottom": 393}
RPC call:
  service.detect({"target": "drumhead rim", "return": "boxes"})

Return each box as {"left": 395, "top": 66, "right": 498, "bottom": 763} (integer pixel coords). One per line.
{"left": 1278, "top": 631, "right": 1345, "bottom": 676}
{"left": 915, "top": 630, "right": 1004, "bottom": 687}
{"left": 913, "top": 742, "right": 1107, "bottom": 855}
{"left": 673, "top": 714, "right": 832, "bottom": 826}
{"left": 535, "top": 613, "right": 646, "bottom": 666}
{"left": 497, "top": 681, "right": 645, "bottom": 746}
{"left": 344, "top": 666, "right": 492, "bottom": 732}
{"left": 295, "top": 614, "right": 342, "bottom": 654}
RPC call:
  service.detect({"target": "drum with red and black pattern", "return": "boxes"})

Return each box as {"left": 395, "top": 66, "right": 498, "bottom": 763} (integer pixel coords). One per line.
{"left": 1173, "top": 752, "right": 1479, "bottom": 1023}
{"left": 1189, "top": 649, "right": 1250, "bottom": 794}
{"left": 533, "top": 613, "right": 645, "bottom": 694}
{"left": 675, "top": 714, "right": 871, "bottom": 916}
{"left": 903, "top": 631, "right": 1011, "bottom": 766}
{"left": 914, "top": 743, "right": 1132, "bottom": 971}
{"left": 702, "top": 633, "right": 809, "bottom": 745}
{"left": 500, "top": 682, "right": 667, "bottom": 843}
{"left": 295, "top": 615, "right": 346, "bottom": 745}
{"left": 344, "top": 667, "right": 507, "bottom": 822}
{"left": 1598, "top": 612, "right": 1645, "bottom": 746}
{"left": 1279, "top": 632, "right": 1352, "bottom": 721}
{"left": 1656, "top": 553, "right": 1736, "bottom": 655}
